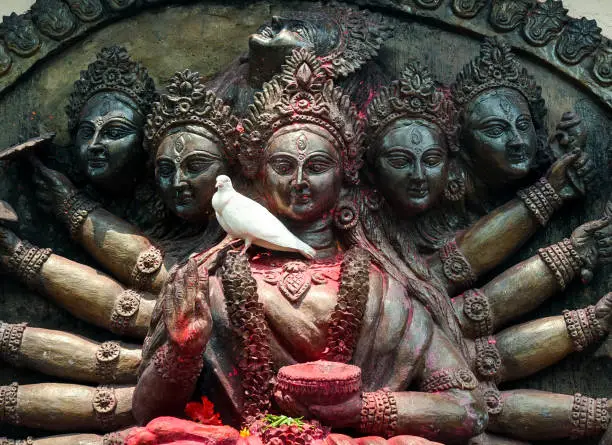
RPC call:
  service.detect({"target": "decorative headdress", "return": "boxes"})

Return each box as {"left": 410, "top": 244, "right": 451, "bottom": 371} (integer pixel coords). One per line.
{"left": 451, "top": 37, "right": 546, "bottom": 129}
{"left": 144, "top": 70, "right": 240, "bottom": 160}
{"left": 280, "top": 6, "right": 393, "bottom": 79}
{"left": 240, "top": 48, "right": 365, "bottom": 184}
{"left": 66, "top": 46, "right": 156, "bottom": 134}
{"left": 365, "top": 60, "right": 459, "bottom": 156}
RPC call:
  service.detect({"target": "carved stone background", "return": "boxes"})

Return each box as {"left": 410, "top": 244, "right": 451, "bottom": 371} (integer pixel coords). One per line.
{"left": 0, "top": 1, "right": 610, "bottom": 442}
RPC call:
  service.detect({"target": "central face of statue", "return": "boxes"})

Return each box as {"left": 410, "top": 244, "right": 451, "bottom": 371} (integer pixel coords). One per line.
{"left": 462, "top": 87, "right": 537, "bottom": 184}
{"left": 261, "top": 127, "right": 342, "bottom": 223}
{"left": 372, "top": 119, "right": 449, "bottom": 216}
{"left": 155, "top": 129, "right": 229, "bottom": 222}
{"left": 75, "top": 92, "right": 145, "bottom": 192}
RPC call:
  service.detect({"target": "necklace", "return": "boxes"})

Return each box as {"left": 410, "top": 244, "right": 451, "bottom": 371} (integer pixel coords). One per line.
{"left": 221, "top": 247, "right": 370, "bottom": 425}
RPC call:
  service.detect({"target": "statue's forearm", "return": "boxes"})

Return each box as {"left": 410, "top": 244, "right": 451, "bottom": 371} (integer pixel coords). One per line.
{"left": 133, "top": 343, "right": 204, "bottom": 425}
{"left": 488, "top": 390, "right": 610, "bottom": 441}
{"left": 0, "top": 322, "right": 140, "bottom": 384}
{"left": 77, "top": 207, "right": 168, "bottom": 293}
{"left": 0, "top": 382, "right": 135, "bottom": 432}
{"left": 39, "top": 254, "right": 154, "bottom": 338}
{"left": 456, "top": 198, "right": 539, "bottom": 277}
{"left": 496, "top": 306, "right": 607, "bottom": 382}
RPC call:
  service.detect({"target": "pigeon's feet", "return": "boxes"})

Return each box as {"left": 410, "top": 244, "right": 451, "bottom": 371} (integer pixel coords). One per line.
{"left": 240, "top": 240, "right": 252, "bottom": 256}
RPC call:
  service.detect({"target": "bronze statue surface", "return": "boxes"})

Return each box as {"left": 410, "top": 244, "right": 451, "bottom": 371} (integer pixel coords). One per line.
{"left": 0, "top": 1, "right": 610, "bottom": 445}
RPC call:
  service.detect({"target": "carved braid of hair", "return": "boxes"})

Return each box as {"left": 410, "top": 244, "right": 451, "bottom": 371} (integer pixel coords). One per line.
{"left": 345, "top": 195, "right": 471, "bottom": 359}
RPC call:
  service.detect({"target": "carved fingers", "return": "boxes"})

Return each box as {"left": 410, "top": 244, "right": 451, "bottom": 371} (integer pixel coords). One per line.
{"left": 163, "top": 259, "right": 211, "bottom": 354}
{"left": 595, "top": 293, "right": 612, "bottom": 333}
{"left": 0, "top": 225, "right": 21, "bottom": 267}
{"left": 30, "top": 156, "right": 77, "bottom": 215}
{"left": 571, "top": 217, "right": 611, "bottom": 270}
{"left": 546, "top": 150, "right": 580, "bottom": 198}
{"left": 308, "top": 392, "right": 362, "bottom": 429}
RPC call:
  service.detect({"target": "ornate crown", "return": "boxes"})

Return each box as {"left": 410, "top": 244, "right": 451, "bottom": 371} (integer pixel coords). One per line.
{"left": 144, "top": 69, "right": 240, "bottom": 160}
{"left": 272, "top": 5, "right": 393, "bottom": 79}
{"left": 451, "top": 37, "right": 546, "bottom": 127}
{"left": 66, "top": 46, "right": 156, "bottom": 133}
{"left": 366, "top": 60, "right": 459, "bottom": 153}
{"left": 240, "top": 47, "right": 365, "bottom": 184}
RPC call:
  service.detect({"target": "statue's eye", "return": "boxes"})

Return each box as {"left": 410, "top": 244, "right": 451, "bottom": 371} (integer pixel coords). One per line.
{"left": 103, "top": 125, "right": 132, "bottom": 140}
{"left": 77, "top": 125, "right": 94, "bottom": 140}
{"left": 482, "top": 124, "right": 506, "bottom": 138}
{"left": 516, "top": 116, "right": 532, "bottom": 131}
{"left": 186, "top": 160, "right": 212, "bottom": 174}
{"left": 270, "top": 159, "right": 294, "bottom": 175}
{"left": 423, "top": 154, "right": 443, "bottom": 167}
{"left": 386, "top": 155, "right": 411, "bottom": 169}
{"left": 157, "top": 161, "right": 175, "bottom": 178}
{"left": 306, "top": 161, "right": 332, "bottom": 174}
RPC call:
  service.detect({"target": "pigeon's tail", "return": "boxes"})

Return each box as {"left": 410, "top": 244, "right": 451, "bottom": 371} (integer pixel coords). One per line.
{"left": 297, "top": 241, "right": 317, "bottom": 260}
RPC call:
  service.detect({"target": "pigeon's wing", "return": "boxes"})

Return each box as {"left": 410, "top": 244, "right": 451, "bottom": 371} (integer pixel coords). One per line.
{"left": 215, "top": 211, "right": 232, "bottom": 236}
{"left": 221, "top": 194, "right": 300, "bottom": 247}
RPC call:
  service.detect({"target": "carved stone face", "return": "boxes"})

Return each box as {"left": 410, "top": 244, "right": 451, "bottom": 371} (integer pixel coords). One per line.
{"left": 75, "top": 92, "right": 145, "bottom": 193}
{"left": 261, "top": 126, "right": 342, "bottom": 223}
{"left": 155, "top": 129, "right": 229, "bottom": 222}
{"left": 372, "top": 119, "right": 448, "bottom": 216}
{"left": 248, "top": 15, "right": 337, "bottom": 84}
{"left": 462, "top": 88, "right": 537, "bottom": 185}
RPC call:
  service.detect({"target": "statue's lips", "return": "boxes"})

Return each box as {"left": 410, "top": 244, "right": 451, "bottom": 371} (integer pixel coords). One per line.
{"left": 506, "top": 151, "right": 529, "bottom": 164}
{"left": 87, "top": 158, "right": 108, "bottom": 168}
{"left": 176, "top": 191, "right": 194, "bottom": 206}
{"left": 291, "top": 193, "right": 312, "bottom": 204}
{"left": 406, "top": 185, "right": 428, "bottom": 198}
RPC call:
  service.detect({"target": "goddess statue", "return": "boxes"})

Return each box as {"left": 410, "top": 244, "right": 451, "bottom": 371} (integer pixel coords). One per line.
{"left": 360, "top": 40, "right": 612, "bottom": 443}
{"left": 132, "top": 48, "right": 487, "bottom": 445}
{"left": 0, "top": 52, "right": 240, "bottom": 436}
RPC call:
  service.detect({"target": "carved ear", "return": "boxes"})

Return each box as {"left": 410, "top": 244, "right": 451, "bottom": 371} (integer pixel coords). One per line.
{"left": 444, "top": 158, "right": 466, "bottom": 202}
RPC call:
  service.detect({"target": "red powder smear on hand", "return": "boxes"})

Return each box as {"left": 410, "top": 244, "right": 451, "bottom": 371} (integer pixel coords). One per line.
{"left": 185, "top": 396, "right": 223, "bottom": 426}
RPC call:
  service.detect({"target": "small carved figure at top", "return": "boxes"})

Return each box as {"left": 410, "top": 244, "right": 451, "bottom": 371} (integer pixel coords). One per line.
{"left": 556, "top": 17, "right": 602, "bottom": 65}
{"left": 0, "top": 13, "right": 41, "bottom": 57}
{"left": 489, "top": 0, "right": 532, "bottom": 32}
{"left": 413, "top": 0, "right": 443, "bottom": 10}
{"left": 104, "top": 0, "right": 138, "bottom": 12}
{"left": 31, "top": 0, "right": 77, "bottom": 41}
{"left": 65, "top": 46, "right": 156, "bottom": 194}
{"left": 522, "top": 0, "right": 568, "bottom": 47}
{"left": 145, "top": 69, "right": 240, "bottom": 224}
{"left": 248, "top": 7, "right": 392, "bottom": 84}
{"left": 66, "top": 0, "right": 105, "bottom": 23}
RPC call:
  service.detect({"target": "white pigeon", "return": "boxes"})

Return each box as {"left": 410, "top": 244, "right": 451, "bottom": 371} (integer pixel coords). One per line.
{"left": 212, "top": 175, "right": 317, "bottom": 259}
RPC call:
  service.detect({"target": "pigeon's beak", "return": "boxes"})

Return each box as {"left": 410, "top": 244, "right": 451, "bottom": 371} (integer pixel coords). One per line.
{"left": 215, "top": 180, "right": 222, "bottom": 189}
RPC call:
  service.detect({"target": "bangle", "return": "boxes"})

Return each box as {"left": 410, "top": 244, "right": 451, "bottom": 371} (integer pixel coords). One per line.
{"left": 152, "top": 343, "right": 203, "bottom": 388}
{"left": 570, "top": 394, "right": 610, "bottom": 438}
{"left": 0, "top": 438, "right": 34, "bottom": 445}
{"left": 474, "top": 336, "right": 502, "bottom": 381}
{"left": 95, "top": 341, "right": 122, "bottom": 382}
{"left": 563, "top": 306, "right": 606, "bottom": 352}
{"left": 538, "top": 239, "right": 583, "bottom": 289}
{"left": 7, "top": 240, "right": 52, "bottom": 289}
{"left": 0, "top": 322, "right": 27, "bottom": 367}
{"left": 130, "top": 246, "right": 164, "bottom": 290}
{"left": 439, "top": 239, "right": 476, "bottom": 289}
{"left": 461, "top": 288, "right": 493, "bottom": 337}
{"left": 420, "top": 368, "right": 478, "bottom": 393}
{"left": 0, "top": 382, "right": 19, "bottom": 425}
{"left": 109, "top": 289, "right": 142, "bottom": 335}
{"left": 61, "top": 191, "right": 99, "bottom": 237}
{"left": 517, "top": 177, "right": 563, "bottom": 226}
{"left": 92, "top": 385, "right": 118, "bottom": 431}
{"left": 360, "top": 389, "right": 398, "bottom": 438}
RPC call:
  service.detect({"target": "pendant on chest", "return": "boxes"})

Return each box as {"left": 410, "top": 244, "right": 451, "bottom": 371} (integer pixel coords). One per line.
{"left": 261, "top": 261, "right": 329, "bottom": 303}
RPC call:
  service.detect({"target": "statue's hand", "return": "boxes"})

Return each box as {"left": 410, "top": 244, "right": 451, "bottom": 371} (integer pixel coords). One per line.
{"left": 0, "top": 225, "right": 21, "bottom": 269}
{"left": 31, "top": 157, "right": 77, "bottom": 216}
{"left": 546, "top": 149, "right": 592, "bottom": 200}
{"left": 308, "top": 393, "right": 362, "bottom": 429}
{"left": 163, "top": 259, "right": 212, "bottom": 355}
{"left": 595, "top": 293, "right": 612, "bottom": 334}
{"left": 571, "top": 218, "right": 612, "bottom": 271}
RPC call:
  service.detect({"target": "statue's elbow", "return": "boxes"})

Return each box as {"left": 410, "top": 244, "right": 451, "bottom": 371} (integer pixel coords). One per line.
{"left": 461, "top": 390, "right": 489, "bottom": 438}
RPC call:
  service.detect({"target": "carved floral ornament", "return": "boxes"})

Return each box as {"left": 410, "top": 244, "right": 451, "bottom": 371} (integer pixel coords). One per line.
{"left": 0, "top": 0, "right": 608, "bottom": 101}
